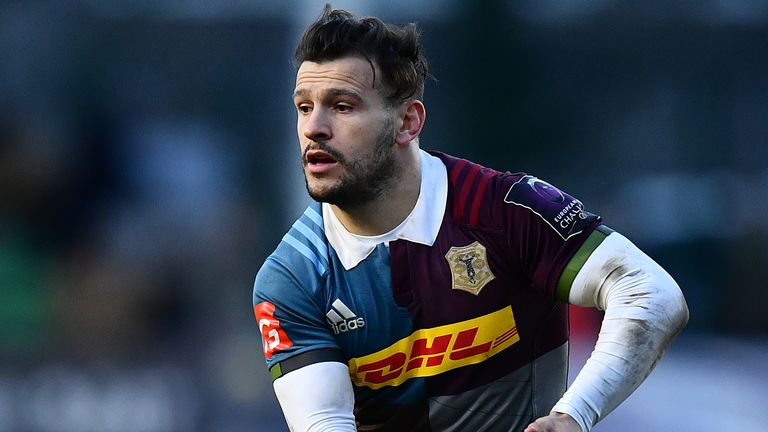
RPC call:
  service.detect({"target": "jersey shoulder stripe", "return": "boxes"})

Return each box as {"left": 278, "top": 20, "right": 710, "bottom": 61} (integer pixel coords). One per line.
{"left": 279, "top": 205, "right": 329, "bottom": 277}
{"left": 454, "top": 162, "right": 482, "bottom": 220}
{"left": 433, "top": 151, "right": 500, "bottom": 226}
{"left": 468, "top": 169, "right": 496, "bottom": 225}
{"left": 255, "top": 203, "right": 329, "bottom": 307}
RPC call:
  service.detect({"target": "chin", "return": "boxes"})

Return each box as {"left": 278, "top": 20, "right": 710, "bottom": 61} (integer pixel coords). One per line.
{"left": 305, "top": 181, "right": 337, "bottom": 203}
{"left": 307, "top": 184, "right": 359, "bottom": 207}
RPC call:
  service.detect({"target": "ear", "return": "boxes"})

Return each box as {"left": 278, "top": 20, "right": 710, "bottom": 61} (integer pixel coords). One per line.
{"left": 395, "top": 100, "right": 426, "bottom": 146}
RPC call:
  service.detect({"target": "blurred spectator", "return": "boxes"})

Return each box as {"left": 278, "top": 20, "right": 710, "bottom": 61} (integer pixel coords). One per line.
{"left": 0, "top": 108, "right": 56, "bottom": 360}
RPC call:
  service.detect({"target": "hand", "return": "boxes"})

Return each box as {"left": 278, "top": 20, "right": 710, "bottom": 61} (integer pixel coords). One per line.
{"left": 524, "top": 412, "right": 581, "bottom": 432}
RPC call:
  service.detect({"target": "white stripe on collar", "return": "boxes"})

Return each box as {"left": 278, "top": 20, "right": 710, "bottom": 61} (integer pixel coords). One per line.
{"left": 323, "top": 150, "right": 448, "bottom": 270}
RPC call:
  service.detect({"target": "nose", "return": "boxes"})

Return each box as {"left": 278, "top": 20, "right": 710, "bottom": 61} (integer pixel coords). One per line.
{"left": 302, "top": 108, "right": 331, "bottom": 142}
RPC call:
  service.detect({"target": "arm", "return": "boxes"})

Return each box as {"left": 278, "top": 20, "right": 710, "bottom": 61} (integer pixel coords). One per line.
{"left": 273, "top": 361, "right": 357, "bottom": 432}
{"left": 253, "top": 255, "right": 355, "bottom": 431}
{"left": 527, "top": 231, "right": 689, "bottom": 432}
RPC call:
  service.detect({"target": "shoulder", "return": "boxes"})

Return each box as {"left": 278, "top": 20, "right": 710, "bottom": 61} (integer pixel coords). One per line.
{"left": 253, "top": 204, "right": 329, "bottom": 304}
{"left": 428, "top": 151, "right": 599, "bottom": 239}
{"left": 429, "top": 151, "right": 529, "bottom": 226}
{"left": 429, "top": 151, "right": 510, "bottom": 226}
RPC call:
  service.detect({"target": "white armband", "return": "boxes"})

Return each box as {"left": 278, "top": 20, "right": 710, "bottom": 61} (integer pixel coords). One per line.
{"left": 552, "top": 232, "right": 689, "bottom": 432}
{"left": 273, "top": 361, "right": 356, "bottom": 432}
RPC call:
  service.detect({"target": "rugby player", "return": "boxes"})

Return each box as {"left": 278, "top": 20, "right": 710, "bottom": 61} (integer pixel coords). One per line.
{"left": 252, "top": 6, "right": 688, "bottom": 431}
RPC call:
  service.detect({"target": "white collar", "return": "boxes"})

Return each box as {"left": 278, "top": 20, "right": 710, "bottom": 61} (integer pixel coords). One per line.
{"left": 323, "top": 150, "right": 447, "bottom": 270}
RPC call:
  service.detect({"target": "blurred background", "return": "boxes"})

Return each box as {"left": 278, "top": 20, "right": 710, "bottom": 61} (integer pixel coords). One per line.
{"left": 1, "top": 0, "right": 766, "bottom": 430}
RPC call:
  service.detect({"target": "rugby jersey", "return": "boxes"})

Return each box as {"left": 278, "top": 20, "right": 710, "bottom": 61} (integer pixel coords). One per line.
{"left": 253, "top": 150, "right": 603, "bottom": 431}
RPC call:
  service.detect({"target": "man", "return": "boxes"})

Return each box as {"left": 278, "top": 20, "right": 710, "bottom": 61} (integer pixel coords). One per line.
{"left": 253, "top": 6, "right": 688, "bottom": 432}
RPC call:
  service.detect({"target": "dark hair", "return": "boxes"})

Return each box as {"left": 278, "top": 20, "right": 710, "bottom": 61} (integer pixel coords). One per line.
{"left": 295, "top": 5, "right": 430, "bottom": 105}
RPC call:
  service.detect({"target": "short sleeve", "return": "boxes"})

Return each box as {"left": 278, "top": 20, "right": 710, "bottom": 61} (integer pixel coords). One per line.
{"left": 501, "top": 174, "right": 601, "bottom": 299}
{"left": 253, "top": 257, "right": 340, "bottom": 370}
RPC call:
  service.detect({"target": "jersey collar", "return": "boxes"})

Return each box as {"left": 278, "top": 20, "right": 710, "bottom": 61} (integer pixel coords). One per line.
{"left": 323, "top": 149, "right": 448, "bottom": 270}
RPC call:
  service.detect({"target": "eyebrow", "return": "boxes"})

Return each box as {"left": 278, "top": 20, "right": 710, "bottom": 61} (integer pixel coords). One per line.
{"left": 292, "top": 88, "right": 364, "bottom": 104}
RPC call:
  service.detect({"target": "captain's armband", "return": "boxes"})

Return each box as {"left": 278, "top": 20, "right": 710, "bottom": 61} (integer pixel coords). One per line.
{"left": 555, "top": 225, "right": 613, "bottom": 303}
{"left": 270, "top": 348, "right": 347, "bottom": 381}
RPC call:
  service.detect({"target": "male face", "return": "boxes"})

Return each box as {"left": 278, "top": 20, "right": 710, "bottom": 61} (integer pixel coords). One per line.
{"left": 293, "top": 56, "right": 399, "bottom": 207}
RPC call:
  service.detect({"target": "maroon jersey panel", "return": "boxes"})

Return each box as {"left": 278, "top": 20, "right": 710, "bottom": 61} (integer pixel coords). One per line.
{"left": 388, "top": 151, "right": 600, "bottom": 398}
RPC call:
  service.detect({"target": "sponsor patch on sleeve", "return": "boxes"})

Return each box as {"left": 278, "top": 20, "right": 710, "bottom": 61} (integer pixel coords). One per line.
{"left": 503, "top": 175, "right": 597, "bottom": 240}
{"left": 254, "top": 301, "right": 294, "bottom": 359}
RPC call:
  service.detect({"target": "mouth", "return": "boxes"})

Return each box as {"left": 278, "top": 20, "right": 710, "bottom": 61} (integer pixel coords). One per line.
{"left": 305, "top": 149, "right": 339, "bottom": 174}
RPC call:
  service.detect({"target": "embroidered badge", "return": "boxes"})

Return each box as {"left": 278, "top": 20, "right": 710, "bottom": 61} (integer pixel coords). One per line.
{"left": 445, "top": 241, "right": 495, "bottom": 295}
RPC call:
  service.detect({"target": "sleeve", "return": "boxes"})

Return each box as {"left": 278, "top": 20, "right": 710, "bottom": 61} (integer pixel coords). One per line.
{"left": 551, "top": 232, "right": 689, "bottom": 432}
{"left": 253, "top": 257, "right": 345, "bottom": 377}
{"left": 501, "top": 174, "right": 601, "bottom": 298}
{"left": 273, "top": 361, "right": 357, "bottom": 432}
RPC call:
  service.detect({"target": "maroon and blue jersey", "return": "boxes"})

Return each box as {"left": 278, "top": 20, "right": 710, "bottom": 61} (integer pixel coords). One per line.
{"left": 253, "top": 151, "right": 603, "bottom": 431}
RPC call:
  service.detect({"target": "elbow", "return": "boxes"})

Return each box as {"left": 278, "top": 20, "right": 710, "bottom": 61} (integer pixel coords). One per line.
{"left": 670, "top": 288, "right": 689, "bottom": 336}
{"left": 658, "top": 277, "right": 688, "bottom": 340}
{"left": 629, "top": 275, "right": 689, "bottom": 342}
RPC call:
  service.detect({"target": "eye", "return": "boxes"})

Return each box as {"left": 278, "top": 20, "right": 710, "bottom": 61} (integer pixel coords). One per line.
{"left": 297, "top": 103, "right": 312, "bottom": 114}
{"left": 335, "top": 103, "right": 353, "bottom": 112}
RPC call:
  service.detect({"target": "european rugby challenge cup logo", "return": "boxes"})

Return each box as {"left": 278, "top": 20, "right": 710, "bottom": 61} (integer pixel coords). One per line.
{"left": 445, "top": 241, "right": 495, "bottom": 295}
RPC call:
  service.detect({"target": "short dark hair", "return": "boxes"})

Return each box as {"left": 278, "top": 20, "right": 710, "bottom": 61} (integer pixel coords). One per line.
{"left": 295, "top": 5, "right": 430, "bottom": 105}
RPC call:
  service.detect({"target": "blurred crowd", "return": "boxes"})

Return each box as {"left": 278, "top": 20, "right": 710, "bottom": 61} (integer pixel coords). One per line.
{"left": 0, "top": 92, "right": 280, "bottom": 431}
{"left": 1, "top": 1, "right": 767, "bottom": 431}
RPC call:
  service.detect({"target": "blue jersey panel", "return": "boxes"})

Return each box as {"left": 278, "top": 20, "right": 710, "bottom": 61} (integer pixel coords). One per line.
{"left": 253, "top": 205, "right": 338, "bottom": 368}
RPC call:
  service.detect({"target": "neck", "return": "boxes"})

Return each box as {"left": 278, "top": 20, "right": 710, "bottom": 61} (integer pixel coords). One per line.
{"left": 330, "top": 146, "right": 421, "bottom": 236}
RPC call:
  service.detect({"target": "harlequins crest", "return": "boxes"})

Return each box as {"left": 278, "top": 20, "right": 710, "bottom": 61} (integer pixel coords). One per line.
{"left": 445, "top": 241, "right": 495, "bottom": 295}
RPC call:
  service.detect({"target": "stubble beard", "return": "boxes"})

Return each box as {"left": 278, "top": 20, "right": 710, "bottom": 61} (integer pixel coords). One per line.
{"left": 303, "top": 117, "right": 398, "bottom": 208}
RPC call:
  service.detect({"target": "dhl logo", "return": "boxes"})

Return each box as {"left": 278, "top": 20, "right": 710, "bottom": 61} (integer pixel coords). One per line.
{"left": 348, "top": 306, "right": 519, "bottom": 389}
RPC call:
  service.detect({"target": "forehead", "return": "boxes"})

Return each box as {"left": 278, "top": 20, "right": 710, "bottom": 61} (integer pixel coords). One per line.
{"left": 294, "top": 57, "right": 378, "bottom": 96}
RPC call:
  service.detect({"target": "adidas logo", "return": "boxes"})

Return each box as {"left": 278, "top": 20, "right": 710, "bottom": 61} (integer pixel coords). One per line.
{"left": 326, "top": 299, "right": 365, "bottom": 335}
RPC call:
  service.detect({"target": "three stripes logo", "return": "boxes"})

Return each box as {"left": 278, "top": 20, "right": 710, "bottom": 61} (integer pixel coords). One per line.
{"left": 326, "top": 299, "right": 365, "bottom": 335}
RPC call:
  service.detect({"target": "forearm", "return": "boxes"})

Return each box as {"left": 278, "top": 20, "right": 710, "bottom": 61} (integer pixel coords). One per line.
{"left": 273, "top": 361, "right": 357, "bottom": 432}
{"left": 553, "top": 233, "right": 689, "bottom": 432}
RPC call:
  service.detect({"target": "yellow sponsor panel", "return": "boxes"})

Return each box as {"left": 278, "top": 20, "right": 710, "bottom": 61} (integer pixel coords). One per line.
{"left": 348, "top": 306, "right": 520, "bottom": 389}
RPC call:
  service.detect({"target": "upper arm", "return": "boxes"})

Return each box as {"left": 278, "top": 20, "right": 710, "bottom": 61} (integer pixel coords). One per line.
{"left": 253, "top": 258, "right": 343, "bottom": 374}
{"left": 273, "top": 362, "right": 356, "bottom": 432}
{"left": 554, "top": 225, "right": 614, "bottom": 303}
{"left": 562, "top": 229, "right": 689, "bottom": 329}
